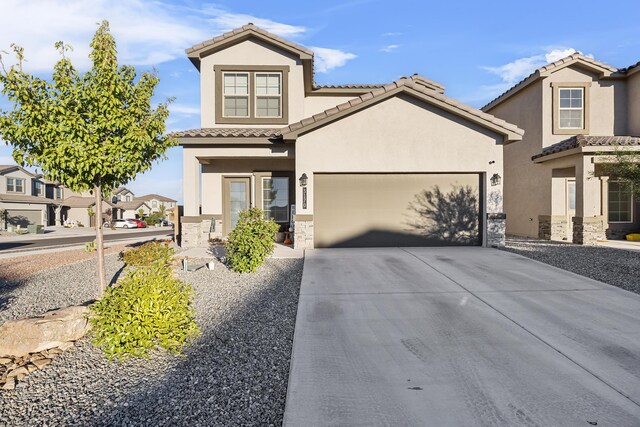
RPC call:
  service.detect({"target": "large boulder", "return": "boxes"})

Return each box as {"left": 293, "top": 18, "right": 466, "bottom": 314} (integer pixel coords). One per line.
{"left": 0, "top": 306, "right": 90, "bottom": 358}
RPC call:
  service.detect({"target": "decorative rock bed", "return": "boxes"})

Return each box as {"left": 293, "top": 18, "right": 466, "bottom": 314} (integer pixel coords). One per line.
{"left": 0, "top": 305, "right": 90, "bottom": 390}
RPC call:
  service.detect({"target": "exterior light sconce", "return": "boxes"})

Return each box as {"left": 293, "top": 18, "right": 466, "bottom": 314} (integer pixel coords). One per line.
{"left": 490, "top": 173, "right": 501, "bottom": 186}
{"left": 299, "top": 173, "right": 308, "bottom": 187}
{"left": 299, "top": 173, "right": 308, "bottom": 209}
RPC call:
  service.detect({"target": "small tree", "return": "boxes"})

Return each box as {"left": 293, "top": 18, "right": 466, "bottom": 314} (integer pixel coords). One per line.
{"left": 137, "top": 208, "right": 145, "bottom": 219}
{"left": 0, "top": 21, "right": 174, "bottom": 297}
{"left": 159, "top": 202, "right": 166, "bottom": 218}
{"left": 597, "top": 150, "right": 640, "bottom": 195}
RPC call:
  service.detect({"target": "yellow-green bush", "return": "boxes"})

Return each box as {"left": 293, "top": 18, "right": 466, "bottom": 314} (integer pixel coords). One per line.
{"left": 226, "top": 208, "right": 279, "bottom": 273}
{"left": 120, "top": 240, "right": 173, "bottom": 267}
{"left": 89, "top": 262, "right": 199, "bottom": 360}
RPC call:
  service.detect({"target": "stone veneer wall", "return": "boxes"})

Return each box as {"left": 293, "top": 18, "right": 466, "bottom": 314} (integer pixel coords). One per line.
{"left": 294, "top": 219, "right": 314, "bottom": 250}
{"left": 180, "top": 216, "right": 218, "bottom": 248}
{"left": 538, "top": 215, "right": 568, "bottom": 241}
{"left": 572, "top": 216, "right": 605, "bottom": 245}
{"left": 486, "top": 213, "right": 506, "bottom": 247}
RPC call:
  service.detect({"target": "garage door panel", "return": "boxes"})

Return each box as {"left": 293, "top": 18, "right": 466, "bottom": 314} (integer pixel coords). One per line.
{"left": 7, "top": 209, "right": 42, "bottom": 227}
{"left": 314, "top": 173, "right": 481, "bottom": 248}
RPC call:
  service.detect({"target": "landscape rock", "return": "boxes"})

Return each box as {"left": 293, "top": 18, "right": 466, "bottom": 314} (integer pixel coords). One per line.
{"left": 32, "top": 359, "right": 52, "bottom": 370}
{"left": 2, "top": 377, "right": 15, "bottom": 390}
{"left": 0, "top": 306, "right": 90, "bottom": 358}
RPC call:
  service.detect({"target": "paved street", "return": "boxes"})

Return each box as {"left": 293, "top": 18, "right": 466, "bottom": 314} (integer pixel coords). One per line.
{"left": 284, "top": 248, "right": 640, "bottom": 426}
{"left": 0, "top": 228, "right": 173, "bottom": 253}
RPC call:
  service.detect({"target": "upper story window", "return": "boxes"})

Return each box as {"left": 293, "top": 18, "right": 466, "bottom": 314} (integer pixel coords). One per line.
{"left": 558, "top": 88, "right": 583, "bottom": 129}
{"left": 55, "top": 187, "right": 63, "bottom": 199}
{"left": 152, "top": 200, "right": 158, "bottom": 208}
{"left": 552, "top": 82, "right": 590, "bottom": 135}
{"left": 223, "top": 73, "right": 249, "bottom": 117}
{"left": 6, "top": 177, "right": 25, "bottom": 193}
{"left": 255, "top": 73, "right": 281, "bottom": 118}
{"left": 215, "top": 65, "right": 289, "bottom": 125}
{"left": 34, "top": 181, "right": 44, "bottom": 196}
{"left": 126, "top": 195, "right": 131, "bottom": 202}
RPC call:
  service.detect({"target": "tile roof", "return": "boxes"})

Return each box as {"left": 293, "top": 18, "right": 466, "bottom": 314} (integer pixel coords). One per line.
{"left": 482, "top": 53, "right": 618, "bottom": 111}
{"left": 0, "top": 165, "right": 18, "bottom": 174}
{"left": 116, "top": 200, "right": 149, "bottom": 210}
{"left": 282, "top": 75, "right": 523, "bottom": 139}
{"left": 532, "top": 135, "right": 640, "bottom": 160}
{"left": 136, "top": 194, "right": 177, "bottom": 203}
{"left": 0, "top": 193, "right": 53, "bottom": 204}
{"left": 314, "top": 83, "right": 384, "bottom": 89}
{"left": 186, "top": 23, "right": 313, "bottom": 58}
{"left": 170, "top": 128, "right": 283, "bottom": 138}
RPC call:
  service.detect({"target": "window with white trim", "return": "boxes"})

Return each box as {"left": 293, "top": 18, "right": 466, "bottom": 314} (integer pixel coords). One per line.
{"left": 558, "top": 88, "right": 584, "bottom": 129}
{"left": 6, "top": 177, "right": 24, "bottom": 193}
{"left": 262, "top": 177, "right": 289, "bottom": 222}
{"left": 34, "top": 181, "right": 44, "bottom": 196}
{"left": 55, "top": 187, "right": 63, "bottom": 199}
{"left": 255, "top": 73, "right": 281, "bottom": 117}
{"left": 608, "top": 180, "right": 633, "bottom": 223}
{"left": 223, "top": 72, "right": 249, "bottom": 117}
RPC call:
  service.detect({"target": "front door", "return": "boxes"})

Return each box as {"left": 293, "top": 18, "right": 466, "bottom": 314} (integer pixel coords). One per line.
{"left": 223, "top": 177, "right": 251, "bottom": 235}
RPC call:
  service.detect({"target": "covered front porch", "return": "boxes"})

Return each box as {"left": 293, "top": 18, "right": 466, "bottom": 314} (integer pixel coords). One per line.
{"left": 533, "top": 137, "right": 640, "bottom": 244}
{"left": 180, "top": 135, "right": 296, "bottom": 248}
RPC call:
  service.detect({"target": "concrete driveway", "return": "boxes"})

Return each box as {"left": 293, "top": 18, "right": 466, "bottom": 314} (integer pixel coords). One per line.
{"left": 284, "top": 248, "right": 640, "bottom": 426}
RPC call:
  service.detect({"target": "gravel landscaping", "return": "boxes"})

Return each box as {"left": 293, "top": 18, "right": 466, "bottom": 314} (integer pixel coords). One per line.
{"left": 0, "top": 256, "right": 303, "bottom": 426}
{"left": 503, "top": 237, "right": 640, "bottom": 295}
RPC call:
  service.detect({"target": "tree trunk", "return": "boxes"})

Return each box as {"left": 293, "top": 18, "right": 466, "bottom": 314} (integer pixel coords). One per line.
{"left": 94, "top": 185, "right": 107, "bottom": 297}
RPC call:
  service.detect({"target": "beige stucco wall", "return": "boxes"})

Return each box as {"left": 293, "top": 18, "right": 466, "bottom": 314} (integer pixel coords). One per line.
{"left": 488, "top": 81, "right": 544, "bottom": 237}
{"left": 0, "top": 169, "right": 34, "bottom": 195}
{"left": 201, "top": 158, "right": 295, "bottom": 215}
{"left": 182, "top": 144, "right": 295, "bottom": 217}
{"left": 628, "top": 72, "right": 640, "bottom": 136}
{"left": 303, "top": 96, "right": 357, "bottom": 118}
{"left": 200, "top": 39, "right": 304, "bottom": 128}
{"left": 295, "top": 93, "right": 504, "bottom": 218}
{"left": 543, "top": 67, "right": 627, "bottom": 147}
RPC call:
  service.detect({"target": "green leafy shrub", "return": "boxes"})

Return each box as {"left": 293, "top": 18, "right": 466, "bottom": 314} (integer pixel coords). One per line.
{"left": 121, "top": 241, "right": 174, "bottom": 267}
{"left": 226, "top": 207, "right": 279, "bottom": 273}
{"left": 89, "top": 262, "right": 200, "bottom": 360}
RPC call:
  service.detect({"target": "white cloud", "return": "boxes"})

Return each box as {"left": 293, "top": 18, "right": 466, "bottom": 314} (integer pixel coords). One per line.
{"left": 468, "top": 47, "right": 592, "bottom": 105}
{"left": 382, "top": 32, "right": 402, "bottom": 37}
{"left": 169, "top": 104, "right": 200, "bottom": 116}
{"left": 310, "top": 47, "right": 357, "bottom": 73}
{"left": 200, "top": 5, "right": 306, "bottom": 38}
{"left": 380, "top": 44, "right": 399, "bottom": 53}
{"left": 482, "top": 48, "right": 589, "bottom": 86}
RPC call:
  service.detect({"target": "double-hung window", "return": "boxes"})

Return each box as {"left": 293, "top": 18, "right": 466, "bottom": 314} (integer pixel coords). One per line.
{"left": 608, "top": 180, "right": 633, "bottom": 223}
{"left": 223, "top": 73, "right": 249, "bottom": 117}
{"left": 558, "top": 88, "right": 584, "bottom": 129}
{"left": 34, "top": 181, "right": 43, "bottom": 196}
{"left": 262, "top": 177, "right": 289, "bottom": 222}
{"left": 255, "top": 73, "right": 281, "bottom": 118}
{"left": 7, "top": 177, "right": 24, "bottom": 193}
{"left": 55, "top": 187, "right": 63, "bottom": 199}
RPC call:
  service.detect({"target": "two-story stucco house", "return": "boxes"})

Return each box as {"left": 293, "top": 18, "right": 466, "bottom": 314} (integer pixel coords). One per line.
{"left": 483, "top": 54, "right": 640, "bottom": 244}
{"left": 136, "top": 194, "right": 177, "bottom": 213}
{"left": 174, "top": 24, "right": 524, "bottom": 249}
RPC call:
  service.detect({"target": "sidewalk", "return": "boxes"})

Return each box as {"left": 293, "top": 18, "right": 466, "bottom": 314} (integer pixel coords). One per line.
{"left": 0, "top": 225, "right": 173, "bottom": 241}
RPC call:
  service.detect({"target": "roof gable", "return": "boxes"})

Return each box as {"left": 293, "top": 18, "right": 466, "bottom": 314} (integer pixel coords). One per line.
{"left": 282, "top": 75, "right": 523, "bottom": 143}
{"left": 483, "top": 53, "right": 617, "bottom": 111}
{"left": 186, "top": 24, "right": 313, "bottom": 69}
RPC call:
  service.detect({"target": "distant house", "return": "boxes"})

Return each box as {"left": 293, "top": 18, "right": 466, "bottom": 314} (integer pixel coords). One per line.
{"left": 0, "top": 165, "right": 65, "bottom": 228}
{"left": 113, "top": 187, "right": 135, "bottom": 202}
{"left": 116, "top": 199, "right": 152, "bottom": 220}
{"left": 63, "top": 196, "right": 115, "bottom": 227}
{"left": 135, "top": 194, "right": 177, "bottom": 213}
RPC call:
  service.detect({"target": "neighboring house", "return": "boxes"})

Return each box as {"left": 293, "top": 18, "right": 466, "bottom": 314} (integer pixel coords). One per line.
{"left": 116, "top": 200, "right": 151, "bottom": 220}
{"left": 135, "top": 194, "right": 177, "bottom": 213}
{"left": 0, "top": 165, "right": 64, "bottom": 228}
{"left": 113, "top": 187, "right": 135, "bottom": 202}
{"left": 173, "top": 24, "right": 523, "bottom": 249}
{"left": 63, "top": 196, "right": 115, "bottom": 227}
{"left": 483, "top": 54, "right": 640, "bottom": 244}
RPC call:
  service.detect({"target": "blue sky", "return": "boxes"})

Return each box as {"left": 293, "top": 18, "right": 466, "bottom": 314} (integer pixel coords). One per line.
{"left": 1, "top": 0, "right": 639, "bottom": 203}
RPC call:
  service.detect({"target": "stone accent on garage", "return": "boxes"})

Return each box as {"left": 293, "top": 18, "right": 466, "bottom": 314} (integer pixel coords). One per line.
{"left": 180, "top": 215, "right": 223, "bottom": 248}
{"left": 294, "top": 216, "right": 314, "bottom": 250}
{"left": 572, "top": 216, "right": 606, "bottom": 245}
{"left": 486, "top": 213, "right": 506, "bottom": 247}
{"left": 538, "top": 215, "right": 568, "bottom": 241}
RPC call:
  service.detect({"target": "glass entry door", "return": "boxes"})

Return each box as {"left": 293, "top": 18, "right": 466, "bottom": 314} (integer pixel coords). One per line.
{"left": 224, "top": 177, "right": 251, "bottom": 235}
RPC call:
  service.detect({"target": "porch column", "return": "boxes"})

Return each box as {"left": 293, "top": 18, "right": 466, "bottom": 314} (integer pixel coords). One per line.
{"left": 55, "top": 205, "right": 62, "bottom": 226}
{"left": 573, "top": 156, "right": 605, "bottom": 244}
{"left": 181, "top": 150, "right": 202, "bottom": 247}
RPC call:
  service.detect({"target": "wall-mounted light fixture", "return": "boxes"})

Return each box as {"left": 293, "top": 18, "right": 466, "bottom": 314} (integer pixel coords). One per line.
{"left": 490, "top": 173, "right": 501, "bottom": 186}
{"left": 299, "top": 173, "right": 308, "bottom": 187}
{"left": 488, "top": 160, "right": 495, "bottom": 165}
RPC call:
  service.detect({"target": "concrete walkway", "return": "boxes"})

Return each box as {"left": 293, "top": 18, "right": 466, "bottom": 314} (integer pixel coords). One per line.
{"left": 284, "top": 248, "right": 640, "bottom": 426}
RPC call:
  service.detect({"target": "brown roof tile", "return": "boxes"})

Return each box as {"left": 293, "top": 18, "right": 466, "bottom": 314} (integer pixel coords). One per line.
{"left": 170, "top": 128, "right": 283, "bottom": 138}
{"left": 532, "top": 135, "right": 640, "bottom": 160}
